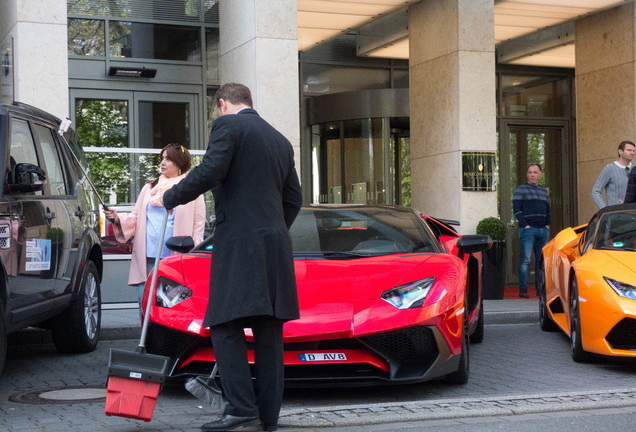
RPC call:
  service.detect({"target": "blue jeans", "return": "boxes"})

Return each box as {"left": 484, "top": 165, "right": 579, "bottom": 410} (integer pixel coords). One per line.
{"left": 518, "top": 227, "right": 549, "bottom": 290}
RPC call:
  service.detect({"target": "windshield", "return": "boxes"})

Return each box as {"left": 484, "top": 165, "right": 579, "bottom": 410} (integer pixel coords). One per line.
{"left": 594, "top": 209, "right": 636, "bottom": 251}
{"left": 290, "top": 207, "right": 440, "bottom": 257}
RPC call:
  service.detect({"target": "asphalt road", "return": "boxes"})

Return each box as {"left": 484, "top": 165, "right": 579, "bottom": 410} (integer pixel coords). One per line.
{"left": 1, "top": 322, "right": 635, "bottom": 431}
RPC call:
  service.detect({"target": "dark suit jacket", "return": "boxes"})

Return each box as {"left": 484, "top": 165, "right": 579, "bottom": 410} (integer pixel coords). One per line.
{"left": 626, "top": 166, "right": 636, "bottom": 204}
{"left": 163, "top": 108, "right": 303, "bottom": 327}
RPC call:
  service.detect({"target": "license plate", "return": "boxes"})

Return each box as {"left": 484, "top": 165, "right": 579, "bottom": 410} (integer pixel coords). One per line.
{"left": 299, "top": 353, "right": 347, "bottom": 361}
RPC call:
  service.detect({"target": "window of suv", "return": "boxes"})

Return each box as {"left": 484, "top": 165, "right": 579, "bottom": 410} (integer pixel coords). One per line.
{"left": 8, "top": 119, "right": 44, "bottom": 196}
{"left": 33, "top": 124, "right": 67, "bottom": 196}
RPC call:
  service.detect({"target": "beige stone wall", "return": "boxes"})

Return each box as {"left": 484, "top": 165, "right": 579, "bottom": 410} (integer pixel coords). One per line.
{"left": 576, "top": 3, "right": 636, "bottom": 222}
{"left": 409, "top": 0, "right": 496, "bottom": 233}
{"left": 219, "top": 0, "right": 301, "bottom": 174}
{"left": 2, "top": 0, "right": 68, "bottom": 119}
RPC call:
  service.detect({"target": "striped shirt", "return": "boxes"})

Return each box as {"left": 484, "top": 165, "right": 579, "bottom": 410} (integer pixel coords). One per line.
{"left": 513, "top": 183, "right": 551, "bottom": 228}
{"left": 592, "top": 161, "right": 632, "bottom": 208}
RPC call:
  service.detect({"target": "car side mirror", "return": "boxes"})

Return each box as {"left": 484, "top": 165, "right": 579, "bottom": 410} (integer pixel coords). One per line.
{"left": 166, "top": 236, "right": 195, "bottom": 253}
{"left": 9, "top": 163, "right": 46, "bottom": 193}
{"left": 554, "top": 227, "right": 578, "bottom": 251}
{"left": 456, "top": 234, "right": 493, "bottom": 259}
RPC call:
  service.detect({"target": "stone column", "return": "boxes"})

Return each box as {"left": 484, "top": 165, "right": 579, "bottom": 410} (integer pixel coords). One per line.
{"left": 576, "top": 3, "right": 636, "bottom": 222}
{"left": 408, "top": 0, "right": 495, "bottom": 234}
{"left": 0, "top": 0, "right": 68, "bottom": 119}
{"left": 219, "top": 0, "right": 301, "bottom": 174}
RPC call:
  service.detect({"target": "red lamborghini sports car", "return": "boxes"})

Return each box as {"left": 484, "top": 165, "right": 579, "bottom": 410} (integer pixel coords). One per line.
{"left": 142, "top": 205, "right": 491, "bottom": 385}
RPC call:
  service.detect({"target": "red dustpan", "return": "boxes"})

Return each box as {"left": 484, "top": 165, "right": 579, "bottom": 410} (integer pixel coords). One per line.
{"left": 105, "top": 211, "right": 171, "bottom": 421}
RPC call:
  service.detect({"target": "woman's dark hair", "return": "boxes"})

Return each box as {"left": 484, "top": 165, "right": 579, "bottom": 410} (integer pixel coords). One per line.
{"left": 150, "top": 143, "right": 191, "bottom": 188}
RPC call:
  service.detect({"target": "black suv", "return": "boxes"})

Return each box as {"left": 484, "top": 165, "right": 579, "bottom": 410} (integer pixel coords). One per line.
{"left": 0, "top": 103, "right": 103, "bottom": 378}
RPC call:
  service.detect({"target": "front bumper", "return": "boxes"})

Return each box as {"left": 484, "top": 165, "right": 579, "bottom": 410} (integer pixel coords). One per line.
{"left": 146, "top": 323, "right": 460, "bottom": 384}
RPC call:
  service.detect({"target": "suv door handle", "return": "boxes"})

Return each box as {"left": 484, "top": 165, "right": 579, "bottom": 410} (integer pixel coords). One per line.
{"left": 75, "top": 207, "right": 85, "bottom": 219}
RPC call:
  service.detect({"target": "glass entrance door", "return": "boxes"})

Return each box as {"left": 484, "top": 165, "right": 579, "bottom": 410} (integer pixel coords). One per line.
{"left": 70, "top": 89, "right": 198, "bottom": 205}
{"left": 500, "top": 121, "right": 575, "bottom": 286}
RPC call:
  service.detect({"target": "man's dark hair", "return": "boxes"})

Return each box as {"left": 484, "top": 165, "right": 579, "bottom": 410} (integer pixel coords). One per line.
{"left": 215, "top": 82, "right": 253, "bottom": 109}
{"left": 528, "top": 163, "right": 542, "bottom": 172}
{"left": 618, "top": 140, "right": 635, "bottom": 157}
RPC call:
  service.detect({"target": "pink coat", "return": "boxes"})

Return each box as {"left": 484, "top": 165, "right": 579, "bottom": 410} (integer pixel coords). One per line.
{"left": 113, "top": 174, "right": 206, "bottom": 285}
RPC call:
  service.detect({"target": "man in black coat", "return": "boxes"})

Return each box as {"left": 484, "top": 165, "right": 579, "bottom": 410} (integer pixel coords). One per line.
{"left": 626, "top": 165, "right": 636, "bottom": 203}
{"left": 162, "top": 82, "right": 302, "bottom": 432}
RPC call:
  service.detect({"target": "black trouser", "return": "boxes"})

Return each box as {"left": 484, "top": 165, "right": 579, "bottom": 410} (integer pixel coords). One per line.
{"left": 210, "top": 315, "right": 284, "bottom": 426}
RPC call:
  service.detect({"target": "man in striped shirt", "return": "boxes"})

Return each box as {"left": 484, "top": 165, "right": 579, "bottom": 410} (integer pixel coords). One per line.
{"left": 513, "top": 164, "right": 550, "bottom": 298}
{"left": 591, "top": 140, "right": 634, "bottom": 209}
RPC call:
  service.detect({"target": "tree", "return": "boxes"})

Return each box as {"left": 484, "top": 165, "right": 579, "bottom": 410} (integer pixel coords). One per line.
{"left": 75, "top": 99, "right": 131, "bottom": 202}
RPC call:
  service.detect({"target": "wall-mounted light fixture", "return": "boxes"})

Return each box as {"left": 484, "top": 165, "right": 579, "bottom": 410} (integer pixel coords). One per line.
{"left": 108, "top": 66, "right": 157, "bottom": 78}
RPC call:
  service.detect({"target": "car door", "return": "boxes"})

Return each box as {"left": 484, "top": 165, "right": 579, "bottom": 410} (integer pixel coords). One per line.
{"left": 2, "top": 116, "right": 72, "bottom": 326}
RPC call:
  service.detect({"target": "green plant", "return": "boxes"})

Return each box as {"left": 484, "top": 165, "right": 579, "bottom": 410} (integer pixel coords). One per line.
{"left": 476, "top": 217, "right": 507, "bottom": 241}
{"left": 46, "top": 227, "right": 64, "bottom": 243}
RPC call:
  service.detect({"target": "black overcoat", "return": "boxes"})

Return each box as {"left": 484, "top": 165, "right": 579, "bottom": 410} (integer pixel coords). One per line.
{"left": 626, "top": 166, "right": 636, "bottom": 204}
{"left": 163, "top": 109, "right": 302, "bottom": 327}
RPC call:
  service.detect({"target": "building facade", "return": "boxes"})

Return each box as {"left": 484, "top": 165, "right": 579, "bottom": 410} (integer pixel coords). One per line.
{"left": 0, "top": 0, "right": 632, "bottom": 299}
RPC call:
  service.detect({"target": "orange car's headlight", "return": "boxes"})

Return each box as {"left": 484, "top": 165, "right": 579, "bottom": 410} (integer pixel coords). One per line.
{"left": 604, "top": 277, "right": 636, "bottom": 301}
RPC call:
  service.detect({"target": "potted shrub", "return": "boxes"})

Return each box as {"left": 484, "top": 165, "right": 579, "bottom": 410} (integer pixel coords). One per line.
{"left": 476, "top": 217, "right": 507, "bottom": 300}
{"left": 42, "top": 227, "right": 64, "bottom": 279}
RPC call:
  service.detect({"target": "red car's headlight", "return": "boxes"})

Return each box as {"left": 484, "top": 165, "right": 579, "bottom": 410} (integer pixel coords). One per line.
{"left": 605, "top": 277, "right": 636, "bottom": 301}
{"left": 155, "top": 276, "right": 192, "bottom": 308}
{"left": 381, "top": 277, "right": 435, "bottom": 309}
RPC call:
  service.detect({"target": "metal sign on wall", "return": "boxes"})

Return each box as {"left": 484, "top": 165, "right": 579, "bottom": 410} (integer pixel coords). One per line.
{"left": 462, "top": 152, "right": 497, "bottom": 192}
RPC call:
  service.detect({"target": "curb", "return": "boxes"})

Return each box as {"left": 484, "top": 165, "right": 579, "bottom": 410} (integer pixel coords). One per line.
{"left": 484, "top": 310, "right": 538, "bottom": 325}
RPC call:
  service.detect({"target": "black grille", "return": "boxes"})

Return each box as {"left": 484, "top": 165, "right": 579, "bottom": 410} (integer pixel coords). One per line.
{"left": 606, "top": 318, "right": 636, "bottom": 350}
{"left": 361, "top": 326, "right": 438, "bottom": 363}
{"left": 358, "top": 326, "right": 439, "bottom": 381}
{"left": 145, "top": 323, "right": 206, "bottom": 359}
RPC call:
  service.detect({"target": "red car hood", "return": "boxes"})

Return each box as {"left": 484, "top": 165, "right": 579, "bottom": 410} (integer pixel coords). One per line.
{"left": 173, "top": 252, "right": 464, "bottom": 340}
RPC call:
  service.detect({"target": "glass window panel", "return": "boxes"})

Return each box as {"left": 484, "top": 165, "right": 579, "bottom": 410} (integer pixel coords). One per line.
{"left": 9, "top": 119, "right": 38, "bottom": 165}
{"left": 327, "top": 127, "right": 342, "bottom": 204}
{"left": 138, "top": 102, "right": 189, "bottom": 149}
{"left": 396, "top": 136, "right": 410, "bottom": 207}
{"left": 501, "top": 75, "right": 569, "bottom": 118}
{"left": 393, "top": 69, "right": 409, "bottom": 88}
{"left": 109, "top": 21, "right": 201, "bottom": 61}
{"left": 68, "top": 19, "right": 105, "bottom": 56}
{"left": 343, "top": 119, "right": 383, "bottom": 204}
{"left": 8, "top": 119, "right": 43, "bottom": 196}
{"left": 34, "top": 125, "right": 67, "bottom": 196}
{"left": 75, "top": 99, "right": 129, "bottom": 201}
{"left": 206, "top": 87, "right": 219, "bottom": 134}
{"left": 206, "top": 28, "right": 220, "bottom": 83}
{"left": 311, "top": 125, "right": 321, "bottom": 204}
{"left": 509, "top": 126, "right": 562, "bottom": 236}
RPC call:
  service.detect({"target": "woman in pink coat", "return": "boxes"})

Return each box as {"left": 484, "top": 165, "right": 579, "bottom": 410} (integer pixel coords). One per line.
{"left": 104, "top": 144, "right": 206, "bottom": 308}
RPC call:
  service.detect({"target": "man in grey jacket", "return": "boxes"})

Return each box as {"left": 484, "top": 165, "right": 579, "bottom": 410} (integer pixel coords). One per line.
{"left": 592, "top": 140, "right": 635, "bottom": 208}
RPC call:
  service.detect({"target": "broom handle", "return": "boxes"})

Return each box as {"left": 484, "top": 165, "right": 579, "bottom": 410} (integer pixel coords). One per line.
{"left": 206, "top": 363, "right": 218, "bottom": 385}
{"left": 139, "top": 210, "right": 169, "bottom": 350}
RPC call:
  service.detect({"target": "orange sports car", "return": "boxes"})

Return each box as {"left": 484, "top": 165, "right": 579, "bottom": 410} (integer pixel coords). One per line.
{"left": 539, "top": 203, "right": 636, "bottom": 362}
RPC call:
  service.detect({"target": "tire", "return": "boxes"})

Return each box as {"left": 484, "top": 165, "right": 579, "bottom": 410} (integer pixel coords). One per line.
{"left": 447, "top": 316, "right": 469, "bottom": 384}
{"left": 469, "top": 299, "right": 484, "bottom": 344}
{"left": 0, "top": 297, "right": 6, "bottom": 380}
{"left": 538, "top": 262, "right": 558, "bottom": 332}
{"left": 51, "top": 261, "right": 101, "bottom": 354}
{"left": 569, "top": 276, "right": 589, "bottom": 363}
